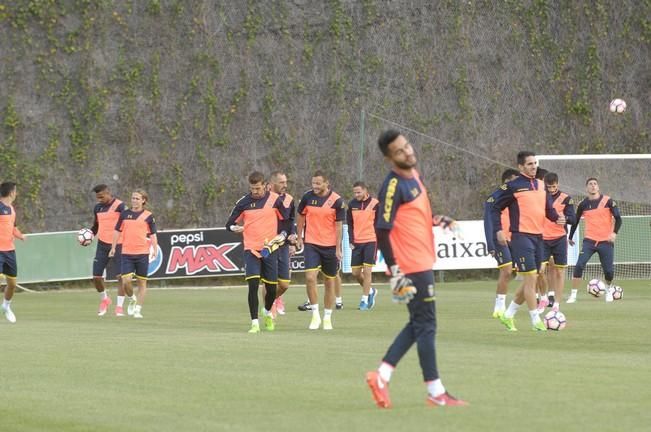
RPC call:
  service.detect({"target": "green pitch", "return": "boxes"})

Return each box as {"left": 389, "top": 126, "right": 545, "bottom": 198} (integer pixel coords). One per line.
{"left": 2, "top": 281, "right": 650, "bottom": 432}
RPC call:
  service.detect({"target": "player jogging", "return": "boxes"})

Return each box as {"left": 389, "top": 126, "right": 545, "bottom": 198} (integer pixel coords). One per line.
{"left": 89, "top": 184, "right": 126, "bottom": 316}
{"left": 567, "top": 177, "right": 622, "bottom": 303}
{"left": 346, "top": 181, "right": 379, "bottom": 311}
{"left": 0, "top": 182, "right": 26, "bottom": 323}
{"left": 109, "top": 189, "right": 158, "bottom": 319}
{"left": 365, "top": 130, "right": 467, "bottom": 409}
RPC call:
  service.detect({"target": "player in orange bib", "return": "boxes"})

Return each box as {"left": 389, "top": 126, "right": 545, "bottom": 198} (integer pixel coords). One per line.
{"left": 109, "top": 189, "right": 158, "bottom": 319}
{"left": 89, "top": 184, "right": 126, "bottom": 316}
{"left": 0, "top": 182, "right": 26, "bottom": 323}
{"left": 365, "top": 130, "right": 467, "bottom": 409}
{"left": 567, "top": 177, "right": 622, "bottom": 303}
{"left": 346, "top": 181, "right": 379, "bottom": 311}
{"left": 295, "top": 170, "right": 345, "bottom": 330}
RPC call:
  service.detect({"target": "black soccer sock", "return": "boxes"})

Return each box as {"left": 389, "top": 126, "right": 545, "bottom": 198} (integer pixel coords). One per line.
{"left": 264, "top": 283, "right": 277, "bottom": 312}
{"left": 248, "top": 279, "right": 260, "bottom": 319}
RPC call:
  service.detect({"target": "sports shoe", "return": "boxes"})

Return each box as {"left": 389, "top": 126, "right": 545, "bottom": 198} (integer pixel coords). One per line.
{"left": 566, "top": 296, "right": 577, "bottom": 304}
{"left": 298, "top": 301, "right": 312, "bottom": 311}
{"left": 263, "top": 314, "right": 275, "bottom": 331}
{"left": 532, "top": 321, "right": 547, "bottom": 332}
{"left": 2, "top": 305, "right": 16, "bottom": 323}
{"left": 275, "top": 297, "right": 286, "bottom": 315}
{"left": 426, "top": 392, "right": 469, "bottom": 407}
{"left": 547, "top": 295, "right": 556, "bottom": 306}
{"left": 536, "top": 297, "right": 549, "bottom": 314}
{"left": 605, "top": 287, "right": 615, "bottom": 302}
{"left": 248, "top": 323, "right": 260, "bottom": 333}
{"left": 127, "top": 297, "right": 137, "bottom": 316}
{"left": 368, "top": 288, "right": 377, "bottom": 309}
{"left": 499, "top": 315, "right": 517, "bottom": 331}
{"left": 323, "top": 316, "right": 333, "bottom": 330}
{"left": 308, "top": 315, "right": 321, "bottom": 330}
{"left": 133, "top": 310, "right": 144, "bottom": 319}
{"left": 358, "top": 300, "right": 369, "bottom": 311}
{"left": 336, "top": 302, "right": 344, "bottom": 310}
{"left": 365, "top": 371, "right": 391, "bottom": 409}
{"left": 115, "top": 306, "right": 125, "bottom": 317}
{"left": 98, "top": 296, "right": 112, "bottom": 316}
{"left": 492, "top": 309, "right": 504, "bottom": 319}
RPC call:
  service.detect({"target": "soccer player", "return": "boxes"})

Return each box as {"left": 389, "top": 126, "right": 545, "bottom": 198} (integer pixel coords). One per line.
{"left": 346, "top": 181, "right": 379, "bottom": 311}
{"left": 268, "top": 170, "right": 297, "bottom": 316}
{"left": 109, "top": 189, "right": 158, "bottom": 319}
{"left": 538, "top": 172, "right": 576, "bottom": 311}
{"left": 490, "top": 151, "right": 564, "bottom": 332}
{"left": 365, "top": 130, "right": 467, "bottom": 409}
{"left": 0, "top": 182, "right": 26, "bottom": 323}
{"left": 226, "top": 172, "right": 287, "bottom": 333}
{"left": 483, "top": 168, "right": 519, "bottom": 318}
{"left": 295, "top": 170, "right": 345, "bottom": 330}
{"left": 567, "top": 177, "right": 622, "bottom": 303}
{"left": 89, "top": 184, "right": 126, "bottom": 316}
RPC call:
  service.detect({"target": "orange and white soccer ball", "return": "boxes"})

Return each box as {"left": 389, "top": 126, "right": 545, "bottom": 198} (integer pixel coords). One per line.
{"left": 609, "top": 98, "right": 627, "bottom": 114}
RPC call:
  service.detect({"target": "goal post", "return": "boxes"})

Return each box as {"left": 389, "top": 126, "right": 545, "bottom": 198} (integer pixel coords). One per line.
{"left": 537, "top": 154, "right": 651, "bottom": 281}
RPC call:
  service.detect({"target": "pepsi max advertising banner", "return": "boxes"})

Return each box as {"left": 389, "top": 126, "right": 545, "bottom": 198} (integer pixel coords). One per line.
{"left": 107, "top": 228, "right": 305, "bottom": 280}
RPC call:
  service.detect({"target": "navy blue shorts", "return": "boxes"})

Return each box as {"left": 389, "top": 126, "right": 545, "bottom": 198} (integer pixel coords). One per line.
{"left": 351, "top": 242, "right": 377, "bottom": 268}
{"left": 493, "top": 242, "right": 513, "bottom": 268}
{"left": 0, "top": 250, "right": 17, "bottom": 278}
{"left": 244, "top": 250, "right": 278, "bottom": 284}
{"left": 93, "top": 241, "right": 122, "bottom": 277}
{"left": 573, "top": 239, "right": 614, "bottom": 278}
{"left": 121, "top": 254, "right": 149, "bottom": 279}
{"left": 543, "top": 236, "right": 568, "bottom": 266}
{"left": 304, "top": 243, "right": 339, "bottom": 278}
{"left": 277, "top": 245, "right": 291, "bottom": 282}
{"left": 510, "top": 232, "right": 543, "bottom": 274}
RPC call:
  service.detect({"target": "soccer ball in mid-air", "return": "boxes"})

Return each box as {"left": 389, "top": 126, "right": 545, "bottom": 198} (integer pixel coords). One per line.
{"left": 77, "top": 228, "right": 94, "bottom": 246}
{"left": 612, "top": 286, "right": 624, "bottom": 300}
{"left": 609, "top": 98, "right": 627, "bottom": 113}
{"left": 544, "top": 310, "right": 567, "bottom": 331}
{"left": 587, "top": 279, "right": 606, "bottom": 297}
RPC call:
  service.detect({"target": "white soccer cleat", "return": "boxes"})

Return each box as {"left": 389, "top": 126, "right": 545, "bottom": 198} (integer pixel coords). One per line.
{"left": 308, "top": 315, "right": 321, "bottom": 330}
{"left": 133, "top": 311, "right": 144, "bottom": 319}
{"left": 2, "top": 305, "right": 16, "bottom": 323}
{"left": 323, "top": 317, "right": 333, "bottom": 330}
{"left": 566, "top": 297, "right": 577, "bottom": 304}
{"left": 127, "top": 298, "right": 137, "bottom": 316}
{"left": 605, "top": 287, "right": 615, "bottom": 302}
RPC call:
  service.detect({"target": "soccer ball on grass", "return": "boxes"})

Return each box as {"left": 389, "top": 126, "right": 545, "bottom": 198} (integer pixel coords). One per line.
{"left": 544, "top": 310, "right": 567, "bottom": 331}
{"left": 612, "top": 286, "right": 624, "bottom": 300}
{"left": 587, "top": 279, "right": 606, "bottom": 297}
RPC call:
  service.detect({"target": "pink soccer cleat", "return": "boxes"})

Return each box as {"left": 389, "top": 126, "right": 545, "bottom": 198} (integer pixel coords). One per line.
{"left": 275, "top": 297, "right": 286, "bottom": 315}
{"left": 426, "top": 392, "right": 469, "bottom": 407}
{"left": 115, "top": 306, "right": 125, "bottom": 317}
{"left": 98, "top": 297, "right": 112, "bottom": 316}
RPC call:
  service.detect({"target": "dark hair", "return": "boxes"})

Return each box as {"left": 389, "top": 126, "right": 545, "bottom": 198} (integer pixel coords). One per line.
{"left": 353, "top": 181, "right": 367, "bottom": 189}
{"left": 0, "top": 182, "right": 16, "bottom": 198}
{"left": 269, "top": 170, "right": 286, "bottom": 182}
{"left": 248, "top": 171, "right": 265, "bottom": 184}
{"left": 586, "top": 177, "right": 598, "bottom": 185}
{"left": 312, "top": 170, "right": 328, "bottom": 182}
{"left": 517, "top": 150, "right": 536, "bottom": 166}
{"left": 92, "top": 184, "right": 109, "bottom": 194}
{"left": 535, "top": 167, "right": 548, "bottom": 180}
{"left": 501, "top": 169, "right": 520, "bottom": 183}
{"left": 544, "top": 172, "right": 559, "bottom": 185}
{"left": 378, "top": 130, "right": 402, "bottom": 156}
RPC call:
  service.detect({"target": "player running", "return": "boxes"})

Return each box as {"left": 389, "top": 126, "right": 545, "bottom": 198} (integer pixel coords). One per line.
{"left": 0, "top": 182, "right": 26, "bottom": 323}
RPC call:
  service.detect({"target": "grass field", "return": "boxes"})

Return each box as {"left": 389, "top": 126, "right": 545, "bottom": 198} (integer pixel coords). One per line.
{"left": 1, "top": 280, "right": 650, "bottom": 432}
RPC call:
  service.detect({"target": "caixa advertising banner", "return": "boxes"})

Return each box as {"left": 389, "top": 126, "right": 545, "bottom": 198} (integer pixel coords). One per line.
{"left": 106, "top": 228, "right": 306, "bottom": 280}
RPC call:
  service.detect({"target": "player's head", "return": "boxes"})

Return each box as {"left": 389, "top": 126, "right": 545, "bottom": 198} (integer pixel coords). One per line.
{"left": 586, "top": 177, "right": 599, "bottom": 195}
{"left": 92, "top": 184, "right": 113, "bottom": 205}
{"left": 0, "top": 182, "right": 17, "bottom": 200}
{"left": 248, "top": 171, "right": 266, "bottom": 199}
{"left": 131, "top": 189, "right": 148, "bottom": 210}
{"left": 544, "top": 172, "right": 559, "bottom": 194}
{"left": 269, "top": 170, "right": 288, "bottom": 194}
{"left": 311, "top": 170, "right": 330, "bottom": 196}
{"left": 535, "top": 167, "right": 548, "bottom": 180}
{"left": 517, "top": 151, "right": 537, "bottom": 178}
{"left": 352, "top": 181, "right": 369, "bottom": 201}
{"left": 501, "top": 168, "right": 519, "bottom": 183}
{"left": 378, "top": 130, "right": 416, "bottom": 169}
